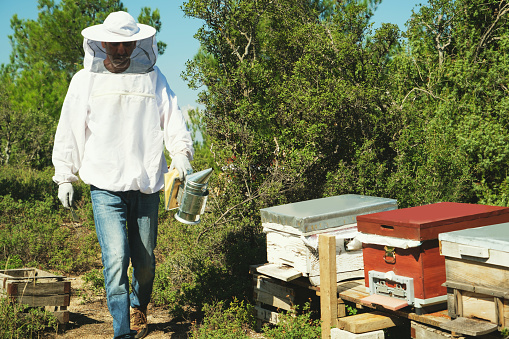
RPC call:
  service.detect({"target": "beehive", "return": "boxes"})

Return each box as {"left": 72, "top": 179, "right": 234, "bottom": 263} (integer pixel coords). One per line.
{"left": 356, "top": 202, "right": 509, "bottom": 314}
{"left": 260, "top": 194, "right": 398, "bottom": 285}
{"left": 439, "top": 222, "right": 509, "bottom": 333}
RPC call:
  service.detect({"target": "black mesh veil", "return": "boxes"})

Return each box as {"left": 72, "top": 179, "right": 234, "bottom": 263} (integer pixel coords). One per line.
{"left": 83, "top": 35, "right": 158, "bottom": 74}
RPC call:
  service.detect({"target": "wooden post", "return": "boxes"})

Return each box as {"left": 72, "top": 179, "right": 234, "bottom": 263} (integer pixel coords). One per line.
{"left": 454, "top": 289, "right": 463, "bottom": 318}
{"left": 319, "top": 234, "right": 337, "bottom": 339}
{"left": 337, "top": 298, "right": 346, "bottom": 318}
{"left": 495, "top": 297, "right": 504, "bottom": 328}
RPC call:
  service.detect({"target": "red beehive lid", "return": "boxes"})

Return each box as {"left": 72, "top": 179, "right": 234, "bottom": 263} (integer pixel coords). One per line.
{"left": 356, "top": 202, "right": 509, "bottom": 241}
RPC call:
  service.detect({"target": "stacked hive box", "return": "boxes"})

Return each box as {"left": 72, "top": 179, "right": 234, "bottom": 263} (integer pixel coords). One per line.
{"left": 356, "top": 202, "right": 509, "bottom": 315}
{"left": 260, "top": 194, "right": 397, "bottom": 286}
{"left": 439, "top": 222, "right": 509, "bottom": 336}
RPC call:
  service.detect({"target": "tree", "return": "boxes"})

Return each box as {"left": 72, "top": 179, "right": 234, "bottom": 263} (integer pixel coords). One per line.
{"left": 0, "top": 82, "right": 55, "bottom": 168}
{"left": 174, "top": 0, "right": 400, "bottom": 311}
{"left": 183, "top": 0, "right": 400, "bottom": 209}
{"left": 174, "top": 1, "right": 509, "bottom": 314}
{"left": 387, "top": 0, "right": 509, "bottom": 207}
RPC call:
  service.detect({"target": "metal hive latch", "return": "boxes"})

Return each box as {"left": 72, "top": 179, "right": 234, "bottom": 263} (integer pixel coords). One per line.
{"left": 368, "top": 270, "right": 415, "bottom": 305}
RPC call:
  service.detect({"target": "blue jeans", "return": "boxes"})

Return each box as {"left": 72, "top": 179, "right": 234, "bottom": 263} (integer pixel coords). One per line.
{"left": 90, "top": 186, "right": 159, "bottom": 338}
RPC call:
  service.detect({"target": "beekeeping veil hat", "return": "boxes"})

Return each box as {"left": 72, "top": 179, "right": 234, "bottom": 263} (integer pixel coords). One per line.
{"left": 81, "top": 11, "right": 158, "bottom": 73}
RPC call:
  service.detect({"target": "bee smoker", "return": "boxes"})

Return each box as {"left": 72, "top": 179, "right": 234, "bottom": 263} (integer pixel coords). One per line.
{"left": 164, "top": 168, "right": 213, "bottom": 225}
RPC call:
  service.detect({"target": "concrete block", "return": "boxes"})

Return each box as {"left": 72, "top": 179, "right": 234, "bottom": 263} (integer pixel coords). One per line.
{"left": 331, "top": 328, "right": 384, "bottom": 339}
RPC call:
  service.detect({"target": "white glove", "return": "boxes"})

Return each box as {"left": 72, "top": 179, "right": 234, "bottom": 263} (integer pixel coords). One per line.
{"left": 169, "top": 153, "right": 193, "bottom": 180}
{"left": 58, "top": 183, "right": 74, "bottom": 209}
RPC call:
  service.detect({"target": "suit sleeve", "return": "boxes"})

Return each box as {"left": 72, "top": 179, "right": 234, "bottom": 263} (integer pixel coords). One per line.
{"left": 52, "top": 71, "right": 90, "bottom": 184}
{"left": 155, "top": 67, "right": 194, "bottom": 160}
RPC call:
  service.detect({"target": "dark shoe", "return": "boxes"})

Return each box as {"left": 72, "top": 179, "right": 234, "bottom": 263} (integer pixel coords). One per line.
{"left": 130, "top": 307, "right": 148, "bottom": 339}
{"left": 115, "top": 330, "right": 137, "bottom": 339}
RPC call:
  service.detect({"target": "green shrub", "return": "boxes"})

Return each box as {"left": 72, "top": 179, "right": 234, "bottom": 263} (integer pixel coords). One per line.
{"left": 346, "top": 303, "right": 358, "bottom": 316}
{"left": 189, "top": 298, "right": 255, "bottom": 339}
{"left": 262, "top": 303, "right": 321, "bottom": 339}
{"left": 152, "top": 207, "right": 266, "bottom": 319}
{"left": 0, "top": 166, "right": 99, "bottom": 273}
{"left": 83, "top": 268, "right": 106, "bottom": 296}
{"left": 0, "top": 296, "right": 58, "bottom": 338}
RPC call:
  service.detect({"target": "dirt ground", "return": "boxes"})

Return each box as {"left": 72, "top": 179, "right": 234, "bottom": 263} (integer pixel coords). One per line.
{"left": 46, "top": 276, "right": 265, "bottom": 339}
{"left": 47, "top": 276, "right": 190, "bottom": 339}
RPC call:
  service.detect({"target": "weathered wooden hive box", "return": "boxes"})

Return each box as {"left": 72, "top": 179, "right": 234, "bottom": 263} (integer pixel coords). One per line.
{"left": 0, "top": 268, "right": 70, "bottom": 324}
{"left": 438, "top": 222, "right": 509, "bottom": 335}
{"left": 260, "top": 194, "right": 398, "bottom": 286}
{"left": 356, "top": 202, "right": 509, "bottom": 315}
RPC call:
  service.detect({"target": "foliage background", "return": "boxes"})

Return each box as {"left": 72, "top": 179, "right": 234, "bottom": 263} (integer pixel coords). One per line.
{"left": 2, "top": 0, "right": 509, "bottom": 335}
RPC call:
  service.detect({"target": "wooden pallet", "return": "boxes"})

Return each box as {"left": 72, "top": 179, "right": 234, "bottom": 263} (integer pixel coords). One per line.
{"left": 412, "top": 320, "right": 503, "bottom": 339}
{"left": 0, "top": 268, "right": 70, "bottom": 324}
{"left": 252, "top": 273, "right": 295, "bottom": 330}
{"left": 251, "top": 270, "right": 320, "bottom": 330}
{"left": 441, "top": 284, "right": 508, "bottom": 337}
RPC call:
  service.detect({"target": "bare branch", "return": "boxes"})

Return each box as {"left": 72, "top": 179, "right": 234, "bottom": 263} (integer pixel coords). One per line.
{"left": 240, "top": 31, "right": 252, "bottom": 61}
{"left": 421, "top": 9, "right": 454, "bottom": 66}
{"left": 412, "top": 58, "right": 425, "bottom": 83}
{"left": 475, "top": 1, "right": 509, "bottom": 60}
{"left": 400, "top": 87, "right": 444, "bottom": 108}
{"left": 325, "top": 25, "right": 339, "bottom": 54}
{"left": 196, "top": 193, "right": 261, "bottom": 243}
{"left": 273, "top": 136, "right": 279, "bottom": 170}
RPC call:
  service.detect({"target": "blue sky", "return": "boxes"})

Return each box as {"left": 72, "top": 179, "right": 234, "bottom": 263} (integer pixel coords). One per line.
{"left": 0, "top": 0, "right": 424, "bottom": 113}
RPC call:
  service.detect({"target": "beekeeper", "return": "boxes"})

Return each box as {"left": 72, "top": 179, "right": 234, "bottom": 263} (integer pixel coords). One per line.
{"left": 52, "top": 11, "right": 194, "bottom": 339}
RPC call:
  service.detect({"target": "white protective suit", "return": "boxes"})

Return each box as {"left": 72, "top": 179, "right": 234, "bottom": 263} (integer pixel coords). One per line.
{"left": 52, "top": 34, "right": 194, "bottom": 194}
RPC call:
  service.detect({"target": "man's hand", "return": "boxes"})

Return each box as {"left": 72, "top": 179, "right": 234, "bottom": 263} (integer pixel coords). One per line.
{"left": 58, "top": 182, "right": 74, "bottom": 209}
{"left": 169, "top": 153, "right": 193, "bottom": 181}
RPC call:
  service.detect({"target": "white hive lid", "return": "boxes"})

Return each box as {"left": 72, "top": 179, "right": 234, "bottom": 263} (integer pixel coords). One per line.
{"left": 439, "top": 221, "right": 509, "bottom": 252}
{"left": 260, "top": 194, "right": 398, "bottom": 234}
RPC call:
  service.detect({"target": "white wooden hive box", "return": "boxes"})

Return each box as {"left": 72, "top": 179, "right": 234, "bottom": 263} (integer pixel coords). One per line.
{"left": 439, "top": 222, "right": 509, "bottom": 331}
{"left": 260, "top": 194, "right": 398, "bottom": 285}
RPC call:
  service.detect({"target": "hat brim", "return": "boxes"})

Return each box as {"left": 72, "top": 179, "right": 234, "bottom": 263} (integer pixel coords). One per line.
{"left": 81, "top": 23, "right": 156, "bottom": 42}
